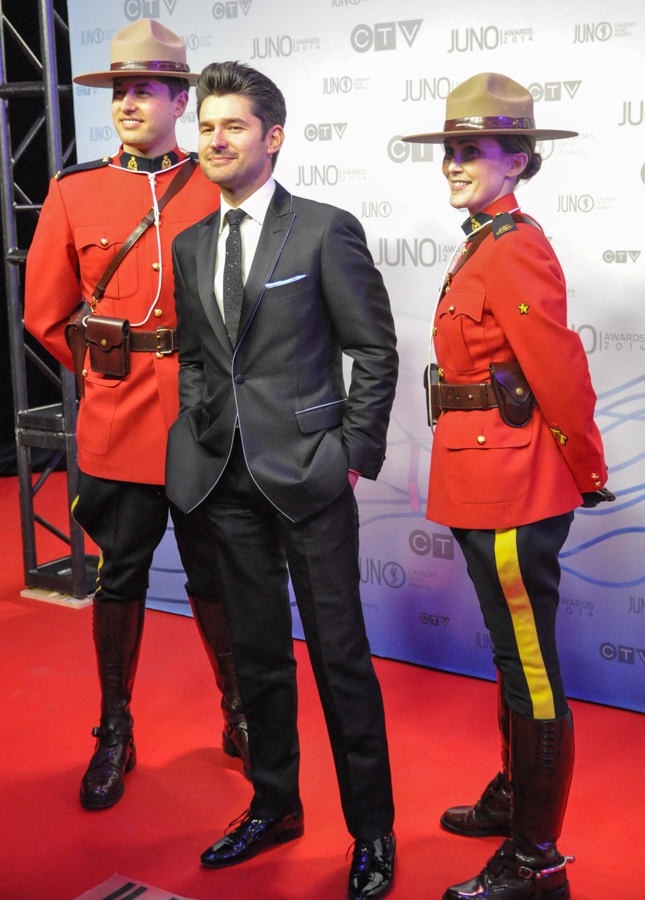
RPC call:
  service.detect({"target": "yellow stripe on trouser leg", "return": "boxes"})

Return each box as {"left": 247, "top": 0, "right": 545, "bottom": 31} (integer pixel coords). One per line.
{"left": 494, "top": 528, "right": 556, "bottom": 719}
{"left": 95, "top": 550, "right": 104, "bottom": 592}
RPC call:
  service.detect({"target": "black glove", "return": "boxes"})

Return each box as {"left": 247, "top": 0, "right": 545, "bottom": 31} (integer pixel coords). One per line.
{"left": 580, "top": 487, "right": 616, "bottom": 508}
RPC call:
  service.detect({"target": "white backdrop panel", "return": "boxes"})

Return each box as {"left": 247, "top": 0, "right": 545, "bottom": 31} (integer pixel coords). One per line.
{"left": 67, "top": 0, "right": 645, "bottom": 711}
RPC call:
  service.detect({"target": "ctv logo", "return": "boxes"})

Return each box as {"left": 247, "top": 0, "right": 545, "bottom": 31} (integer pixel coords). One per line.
{"left": 599, "top": 643, "right": 645, "bottom": 665}
{"left": 124, "top": 0, "right": 177, "bottom": 20}
{"left": 528, "top": 81, "right": 581, "bottom": 102}
{"left": 304, "top": 123, "right": 347, "bottom": 141}
{"left": 351, "top": 20, "right": 422, "bottom": 52}
{"left": 213, "top": 0, "right": 253, "bottom": 18}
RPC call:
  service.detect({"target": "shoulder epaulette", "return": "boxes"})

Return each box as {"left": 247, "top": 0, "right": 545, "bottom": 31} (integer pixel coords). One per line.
{"left": 492, "top": 211, "right": 518, "bottom": 240}
{"left": 187, "top": 151, "right": 199, "bottom": 161}
{"left": 55, "top": 157, "right": 112, "bottom": 181}
{"left": 492, "top": 211, "right": 543, "bottom": 240}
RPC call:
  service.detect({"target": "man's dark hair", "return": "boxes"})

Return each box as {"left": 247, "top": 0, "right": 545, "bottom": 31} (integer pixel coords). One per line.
{"left": 196, "top": 61, "right": 286, "bottom": 170}
{"left": 157, "top": 75, "right": 190, "bottom": 100}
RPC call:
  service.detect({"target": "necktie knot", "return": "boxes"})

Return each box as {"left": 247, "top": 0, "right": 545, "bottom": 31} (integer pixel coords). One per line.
{"left": 226, "top": 208, "right": 247, "bottom": 228}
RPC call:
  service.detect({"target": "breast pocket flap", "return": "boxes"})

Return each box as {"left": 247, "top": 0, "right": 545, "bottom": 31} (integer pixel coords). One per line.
{"left": 296, "top": 399, "right": 347, "bottom": 434}
{"left": 443, "top": 413, "right": 532, "bottom": 449}
{"left": 438, "top": 290, "right": 485, "bottom": 323}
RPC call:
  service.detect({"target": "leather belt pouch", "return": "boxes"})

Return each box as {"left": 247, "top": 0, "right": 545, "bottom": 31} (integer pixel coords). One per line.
{"left": 64, "top": 299, "right": 91, "bottom": 397}
{"left": 489, "top": 360, "right": 535, "bottom": 427}
{"left": 86, "top": 315, "right": 131, "bottom": 378}
{"left": 423, "top": 363, "right": 441, "bottom": 427}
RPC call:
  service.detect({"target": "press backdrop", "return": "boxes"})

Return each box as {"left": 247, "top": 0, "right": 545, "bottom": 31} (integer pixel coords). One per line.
{"left": 66, "top": 0, "right": 645, "bottom": 712}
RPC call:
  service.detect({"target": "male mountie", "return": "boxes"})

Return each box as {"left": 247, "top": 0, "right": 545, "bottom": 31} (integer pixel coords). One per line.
{"left": 25, "top": 21, "right": 249, "bottom": 812}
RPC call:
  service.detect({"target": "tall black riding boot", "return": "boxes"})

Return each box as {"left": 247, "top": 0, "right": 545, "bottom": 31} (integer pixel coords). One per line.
{"left": 441, "top": 669, "right": 512, "bottom": 837}
{"left": 443, "top": 708, "right": 575, "bottom": 900}
{"left": 80, "top": 597, "right": 145, "bottom": 810}
{"left": 189, "top": 595, "right": 251, "bottom": 780}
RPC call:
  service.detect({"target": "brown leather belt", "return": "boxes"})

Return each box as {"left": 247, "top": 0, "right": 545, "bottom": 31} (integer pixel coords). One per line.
{"left": 435, "top": 381, "right": 498, "bottom": 411}
{"left": 130, "top": 327, "right": 180, "bottom": 355}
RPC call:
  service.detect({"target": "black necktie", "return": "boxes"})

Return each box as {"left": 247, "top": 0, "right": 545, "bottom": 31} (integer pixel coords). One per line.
{"left": 223, "top": 208, "right": 247, "bottom": 345}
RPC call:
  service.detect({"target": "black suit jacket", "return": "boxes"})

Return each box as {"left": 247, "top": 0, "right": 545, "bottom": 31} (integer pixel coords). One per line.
{"left": 166, "top": 181, "right": 398, "bottom": 521}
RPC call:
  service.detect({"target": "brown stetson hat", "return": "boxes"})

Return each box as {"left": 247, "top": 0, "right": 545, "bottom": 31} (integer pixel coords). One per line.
{"left": 73, "top": 19, "right": 198, "bottom": 88}
{"left": 403, "top": 72, "right": 577, "bottom": 144}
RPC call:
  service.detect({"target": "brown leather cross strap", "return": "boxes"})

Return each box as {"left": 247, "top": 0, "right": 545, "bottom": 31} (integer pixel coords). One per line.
{"left": 435, "top": 381, "right": 498, "bottom": 411}
{"left": 91, "top": 158, "right": 197, "bottom": 308}
{"left": 130, "top": 327, "right": 179, "bottom": 354}
{"left": 442, "top": 213, "right": 541, "bottom": 294}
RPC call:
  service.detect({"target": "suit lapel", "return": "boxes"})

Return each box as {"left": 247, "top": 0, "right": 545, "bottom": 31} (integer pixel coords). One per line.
{"left": 236, "top": 182, "right": 295, "bottom": 344}
{"left": 196, "top": 210, "right": 233, "bottom": 354}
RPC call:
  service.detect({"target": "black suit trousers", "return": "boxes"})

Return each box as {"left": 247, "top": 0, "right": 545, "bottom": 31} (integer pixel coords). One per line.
{"left": 195, "top": 434, "right": 395, "bottom": 840}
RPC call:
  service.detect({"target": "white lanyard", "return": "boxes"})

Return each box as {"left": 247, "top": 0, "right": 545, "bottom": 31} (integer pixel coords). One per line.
{"left": 107, "top": 156, "right": 191, "bottom": 327}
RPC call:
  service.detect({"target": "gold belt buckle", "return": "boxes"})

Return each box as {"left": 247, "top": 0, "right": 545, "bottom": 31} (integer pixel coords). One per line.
{"left": 155, "top": 327, "right": 174, "bottom": 355}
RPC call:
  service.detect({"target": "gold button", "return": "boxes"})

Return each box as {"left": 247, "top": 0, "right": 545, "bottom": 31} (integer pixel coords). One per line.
{"left": 438, "top": 368, "right": 444, "bottom": 379}
{"left": 100, "top": 238, "right": 108, "bottom": 247}
{"left": 445, "top": 285, "right": 450, "bottom": 292}
{"left": 100, "top": 338, "right": 107, "bottom": 346}
{"left": 432, "top": 327, "right": 437, "bottom": 336}
{"left": 515, "top": 387, "right": 525, "bottom": 396}
{"left": 477, "top": 435, "right": 487, "bottom": 445}
{"left": 591, "top": 473, "right": 598, "bottom": 478}
{"left": 449, "top": 305, "right": 455, "bottom": 313}
{"left": 156, "top": 352, "right": 163, "bottom": 359}
{"left": 102, "top": 157, "right": 110, "bottom": 162}
{"left": 152, "top": 262, "right": 160, "bottom": 271}
{"left": 154, "top": 309, "right": 163, "bottom": 318}
{"left": 82, "top": 369, "right": 87, "bottom": 377}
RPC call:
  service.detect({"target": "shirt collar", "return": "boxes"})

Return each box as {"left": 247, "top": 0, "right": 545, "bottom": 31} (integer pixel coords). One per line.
{"left": 219, "top": 175, "right": 276, "bottom": 233}
{"left": 460, "top": 193, "right": 519, "bottom": 240}
{"left": 116, "top": 146, "right": 185, "bottom": 173}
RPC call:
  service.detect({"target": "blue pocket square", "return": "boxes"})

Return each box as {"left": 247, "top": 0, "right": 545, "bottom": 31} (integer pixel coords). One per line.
{"left": 265, "top": 274, "right": 307, "bottom": 289}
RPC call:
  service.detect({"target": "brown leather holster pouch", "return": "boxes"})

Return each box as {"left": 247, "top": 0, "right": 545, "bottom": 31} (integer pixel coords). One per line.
{"left": 489, "top": 360, "right": 535, "bottom": 428}
{"left": 64, "top": 299, "right": 91, "bottom": 397}
{"left": 423, "top": 363, "right": 441, "bottom": 427}
{"left": 86, "top": 315, "right": 131, "bottom": 378}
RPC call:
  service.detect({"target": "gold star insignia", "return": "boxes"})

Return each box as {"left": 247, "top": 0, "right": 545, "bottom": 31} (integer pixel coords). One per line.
{"left": 518, "top": 302, "right": 529, "bottom": 315}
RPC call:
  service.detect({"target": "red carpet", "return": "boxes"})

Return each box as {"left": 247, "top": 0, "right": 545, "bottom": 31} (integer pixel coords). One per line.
{"left": 0, "top": 473, "right": 641, "bottom": 899}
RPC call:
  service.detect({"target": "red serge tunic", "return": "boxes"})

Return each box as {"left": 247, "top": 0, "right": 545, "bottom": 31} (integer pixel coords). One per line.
{"left": 25, "top": 148, "right": 221, "bottom": 485}
{"left": 426, "top": 193, "right": 607, "bottom": 531}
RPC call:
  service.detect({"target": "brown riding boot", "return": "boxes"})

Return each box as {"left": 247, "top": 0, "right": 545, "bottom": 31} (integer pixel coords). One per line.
{"left": 80, "top": 597, "right": 145, "bottom": 809}
{"left": 441, "top": 669, "right": 512, "bottom": 837}
{"left": 443, "top": 708, "right": 575, "bottom": 900}
{"left": 189, "top": 595, "right": 251, "bottom": 780}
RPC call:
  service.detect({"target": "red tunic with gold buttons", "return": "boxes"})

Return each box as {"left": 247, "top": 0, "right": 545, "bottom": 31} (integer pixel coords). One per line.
{"left": 427, "top": 193, "right": 607, "bottom": 530}
{"left": 25, "top": 148, "right": 220, "bottom": 485}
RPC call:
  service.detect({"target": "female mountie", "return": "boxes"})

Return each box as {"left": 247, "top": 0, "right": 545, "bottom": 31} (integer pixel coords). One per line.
{"left": 403, "top": 73, "right": 613, "bottom": 900}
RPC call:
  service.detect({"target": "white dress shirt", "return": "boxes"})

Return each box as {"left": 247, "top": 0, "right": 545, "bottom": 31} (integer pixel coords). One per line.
{"left": 213, "top": 175, "right": 276, "bottom": 321}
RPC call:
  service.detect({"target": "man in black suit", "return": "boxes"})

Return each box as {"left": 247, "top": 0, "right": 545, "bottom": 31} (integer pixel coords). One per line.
{"left": 166, "top": 62, "right": 398, "bottom": 900}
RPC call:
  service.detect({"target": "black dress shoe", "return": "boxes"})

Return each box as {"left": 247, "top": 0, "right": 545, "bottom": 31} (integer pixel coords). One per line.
{"left": 348, "top": 832, "right": 396, "bottom": 900}
{"left": 79, "top": 724, "right": 136, "bottom": 810}
{"left": 200, "top": 807, "right": 304, "bottom": 868}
